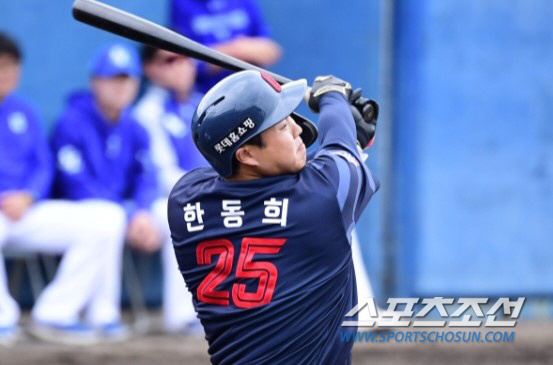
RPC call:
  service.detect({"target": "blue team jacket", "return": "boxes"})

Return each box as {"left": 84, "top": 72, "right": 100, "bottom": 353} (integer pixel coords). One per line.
{"left": 170, "top": 0, "right": 272, "bottom": 92}
{"left": 168, "top": 93, "right": 379, "bottom": 365}
{"left": 51, "top": 91, "right": 158, "bottom": 214}
{"left": 0, "top": 93, "right": 52, "bottom": 200}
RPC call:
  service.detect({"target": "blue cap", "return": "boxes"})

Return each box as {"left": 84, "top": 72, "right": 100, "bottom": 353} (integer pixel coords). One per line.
{"left": 90, "top": 43, "right": 141, "bottom": 78}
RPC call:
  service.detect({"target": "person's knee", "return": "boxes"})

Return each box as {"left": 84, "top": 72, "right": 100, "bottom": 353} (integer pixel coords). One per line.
{"left": 152, "top": 198, "right": 168, "bottom": 222}
{"left": 101, "top": 202, "right": 127, "bottom": 235}
{"left": 86, "top": 201, "right": 127, "bottom": 239}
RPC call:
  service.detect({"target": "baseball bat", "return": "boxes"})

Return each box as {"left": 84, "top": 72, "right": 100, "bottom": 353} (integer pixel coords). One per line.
{"left": 71, "top": 0, "right": 292, "bottom": 84}
{"left": 71, "top": 0, "right": 379, "bottom": 149}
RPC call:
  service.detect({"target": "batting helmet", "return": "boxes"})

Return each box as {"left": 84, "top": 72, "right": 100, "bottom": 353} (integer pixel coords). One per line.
{"left": 191, "top": 70, "right": 318, "bottom": 177}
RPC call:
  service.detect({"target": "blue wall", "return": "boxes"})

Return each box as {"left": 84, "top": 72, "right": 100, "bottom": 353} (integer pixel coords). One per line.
{"left": 394, "top": 0, "right": 553, "bottom": 297}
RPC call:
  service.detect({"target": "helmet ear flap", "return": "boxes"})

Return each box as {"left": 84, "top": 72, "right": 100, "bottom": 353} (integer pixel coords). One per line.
{"left": 291, "top": 112, "right": 318, "bottom": 147}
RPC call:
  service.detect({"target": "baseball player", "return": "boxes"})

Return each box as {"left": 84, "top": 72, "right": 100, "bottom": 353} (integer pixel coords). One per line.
{"left": 0, "top": 33, "right": 127, "bottom": 345}
{"left": 170, "top": 0, "right": 281, "bottom": 93}
{"left": 167, "top": 70, "right": 379, "bottom": 364}
{"left": 133, "top": 46, "right": 208, "bottom": 333}
{"left": 50, "top": 43, "right": 161, "bottom": 333}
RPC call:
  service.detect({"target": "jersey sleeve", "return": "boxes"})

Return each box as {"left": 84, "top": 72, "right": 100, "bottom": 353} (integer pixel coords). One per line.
{"left": 128, "top": 123, "right": 159, "bottom": 211}
{"left": 133, "top": 90, "right": 186, "bottom": 195}
{"left": 308, "top": 93, "right": 380, "bottom": 232}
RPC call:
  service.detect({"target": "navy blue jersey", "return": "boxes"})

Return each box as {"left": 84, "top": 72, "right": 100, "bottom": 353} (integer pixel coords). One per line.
{"left": 168, "top": 93, "right": 379, "bottom": 364}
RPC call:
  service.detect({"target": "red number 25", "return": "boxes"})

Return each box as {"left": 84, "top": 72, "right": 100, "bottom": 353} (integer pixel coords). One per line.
{"left": 196, "top": 237, "right": 286, "bottom": 309}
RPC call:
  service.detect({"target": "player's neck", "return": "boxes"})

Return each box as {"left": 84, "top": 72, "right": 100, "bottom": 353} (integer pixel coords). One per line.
{"left": 172, "top": 88, "right": 190, "bottom": 103}
{"left": 97, "top": 102, "right": 122, "bottom": 124}
{"left": 225, "top": 165, "right": 265, "bottom": 182}
{"left": 0, "top": 90, "right": 12, "bottom": 104}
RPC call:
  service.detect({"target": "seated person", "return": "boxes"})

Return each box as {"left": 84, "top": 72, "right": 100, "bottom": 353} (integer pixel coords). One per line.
{"left": 134, "top": 45, "right": 208, "bottom": 333}
{"left": 0, "top": 33, "right": 127, "bottom": 346}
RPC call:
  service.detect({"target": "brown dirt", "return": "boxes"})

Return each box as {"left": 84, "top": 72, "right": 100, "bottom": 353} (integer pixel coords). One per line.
{"left": 1, "top": 316, "right": 551, "bottom": 365}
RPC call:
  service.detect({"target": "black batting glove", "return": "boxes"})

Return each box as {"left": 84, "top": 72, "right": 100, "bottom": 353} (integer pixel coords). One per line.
{"left": 349, "top": 88, "right": 379, "bottom": 149}
{"left": 305, "top": 75, "right": 352, "bottom": 113}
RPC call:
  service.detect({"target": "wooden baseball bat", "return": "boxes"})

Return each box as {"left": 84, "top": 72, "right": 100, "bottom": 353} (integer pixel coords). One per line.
{"left": 72, "top": 0, "right": 292, "bottom": 84}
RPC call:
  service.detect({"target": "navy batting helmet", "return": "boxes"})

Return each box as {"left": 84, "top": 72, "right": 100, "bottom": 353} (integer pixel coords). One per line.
{"left": 191, "top": 70, "right": 318, "bottom": 177}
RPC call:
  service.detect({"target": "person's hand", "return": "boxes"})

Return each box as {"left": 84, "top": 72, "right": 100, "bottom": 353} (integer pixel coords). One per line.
{"left": 349, "top": 88, "right": 379, "bottom": 148}
{"left": 0, "top": 191, "right": 34, "bottom": 221}
{"left": 212, "top": 36, "right": 281, "bottom": 71}
{"left": 126, "top": 211, "right": 162, "bottom": 253}
{"left": 305, "top": 75, "right": 352, "bottom": 113}
{"left": 233, "top": 37, "right": 281, "bottom": 65}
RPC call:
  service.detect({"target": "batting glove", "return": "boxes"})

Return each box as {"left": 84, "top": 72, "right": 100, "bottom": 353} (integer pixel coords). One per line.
{"left": 349, "top": 88, "right": 379, "bottom": 149}
{"left": 305, "top": 75, "right": 352, "bottom": 113}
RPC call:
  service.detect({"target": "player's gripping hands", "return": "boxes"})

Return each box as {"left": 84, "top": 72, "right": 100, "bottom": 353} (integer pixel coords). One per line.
{"left": 349, "top": 88, "right": 379, "bottom": 148}
{"left": 305, "top": 75, "right": 352, "bottom": 113}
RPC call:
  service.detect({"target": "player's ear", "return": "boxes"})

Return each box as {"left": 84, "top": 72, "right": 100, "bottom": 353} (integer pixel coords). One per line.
{"left": 235, "top": 145, "right": 260, "bottom": 168}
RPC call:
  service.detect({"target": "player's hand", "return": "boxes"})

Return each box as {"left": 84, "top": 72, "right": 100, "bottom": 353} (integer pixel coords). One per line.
{"left": 0, "top": 191, "right": 34, "bottom": 221}
{"left": 230, "top": 36, "right": 281, "bottom": 65}
{"left": 349, "top": 88, "right": 379, "bottom": 149}
{"left": 126, "top": 211, "right": 162, "bottom": 253}
{"left": 305, "top": 75, "right": 352, "bottom": 113}
{"left": 212, "top": 36, "right": 281, "bottom": 71}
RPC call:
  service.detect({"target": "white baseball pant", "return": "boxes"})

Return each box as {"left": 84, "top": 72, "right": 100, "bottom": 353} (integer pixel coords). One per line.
{"left": 0, "top": 199, "right": 126, "bottom": 327}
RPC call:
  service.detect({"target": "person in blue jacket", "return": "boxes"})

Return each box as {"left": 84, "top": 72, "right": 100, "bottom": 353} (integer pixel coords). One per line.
{"left": 0, "top": 33, "right": 127, "bottom": 346}
{"left": 167, "top": 71, "right": 379, "bottom": 364}
{"left": 50, "top": 43, "right": 163, "bottom": 332}
{"left": 134, "top": 45, "right": 208, "bottom": 334}
{"left": 170, "top": 0, "right": 281, "bottom": 93}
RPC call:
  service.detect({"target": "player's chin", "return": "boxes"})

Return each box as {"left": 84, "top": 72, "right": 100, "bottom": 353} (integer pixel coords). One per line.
{"left": 294, "top": 149, "right": 307, "bottom": 171}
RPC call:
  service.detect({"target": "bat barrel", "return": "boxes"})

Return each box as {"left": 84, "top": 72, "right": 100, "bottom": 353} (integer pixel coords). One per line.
{"left": 71, "top": 0, "right": 292, "bottom": 84}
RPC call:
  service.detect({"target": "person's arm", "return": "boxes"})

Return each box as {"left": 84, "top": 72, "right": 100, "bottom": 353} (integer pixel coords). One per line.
{"left": 308, "top": 77, "right": 380, "bottom": 227}
{"left": 228, "top": 0, "right": 281, "bottom": 65}
{"left": 126, "top": 124, "right": 162, "bottom": 252}
{"left": 211, "top": 36, "right": 281, "bottom": 70}
{"left": 172, "top": 0, "right": 281, "bottom": 73}
{"left": 134, "top": 90, "right": 187, "bottom": 195}
{"left": 128, "top": 124, "right": 159, "bottom": 213}
{"left": 1, "top": 107, "right": 51, "bottom": 221}
{"left": 22, "top": 108, "right": 53, "bottom": 201}
{"left": 317, "top": 93, "right": 359, "bottom": 151}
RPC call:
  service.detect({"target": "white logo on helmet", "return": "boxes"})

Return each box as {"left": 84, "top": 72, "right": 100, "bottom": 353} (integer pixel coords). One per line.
{"left": 213, "top": 118, "right": 256, "bottom": 154}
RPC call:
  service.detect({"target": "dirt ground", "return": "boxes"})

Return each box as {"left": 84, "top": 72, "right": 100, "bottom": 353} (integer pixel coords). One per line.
{"left": 1, "top": 314, "right": 552, "bottom": 365}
